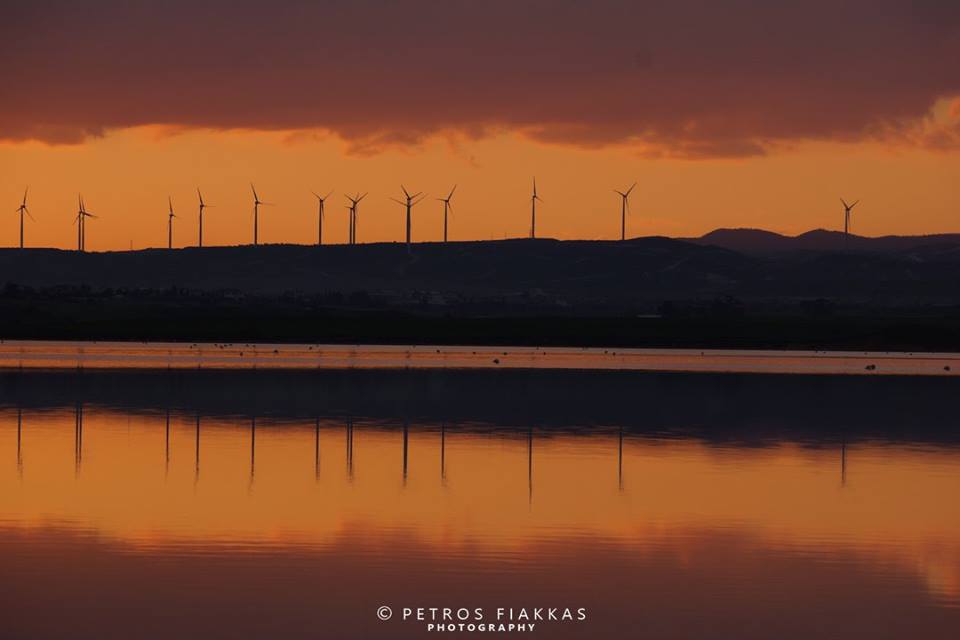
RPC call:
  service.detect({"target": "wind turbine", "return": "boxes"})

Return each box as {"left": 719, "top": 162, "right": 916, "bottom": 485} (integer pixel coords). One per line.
{"left": 75, "top": 195, "right": 96, "bottom": 252}
{"left": 197, "top": 188, "right": 212, "bottom": 248}
{"left": 614, "top": 182, "right": 637, "bottom": 241}
{"left": 311, "top": 190, "right": 333, "bottom": 246}
{"left": 841, "top": 198, "right": 859, "bottom": 248}
{"left": 251, "top": 184, "right": 272, "bottom": 246}
{"left": 167, "top": 196, "right": 177, "bottom": 249}
{"left": 354, "top": 193, "right": 367, "bottom": 244}
{"left": 346, "top": 193, "right": 367, "bottom": 244}
{"left": 530, "top": 178, "right": 543, "bottom": 239}
{"left": 15, "top": 187, "right": 33, "bottom": 249}
{"left": 390, "top": 185, "right": 426, "bottom": 251}
{"left": 75, "top": 195, "right": 84, "bottom": 251}
{"left": 438, "top": 185, "right": 456, "bottom": 243}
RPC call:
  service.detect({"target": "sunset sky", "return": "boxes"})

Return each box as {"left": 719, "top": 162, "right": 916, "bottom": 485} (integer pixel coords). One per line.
{"left": 2, "top": 0, "right": 958, "bottom": 251}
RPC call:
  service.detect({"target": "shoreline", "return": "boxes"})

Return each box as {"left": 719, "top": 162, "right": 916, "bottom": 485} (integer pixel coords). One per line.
{"left": 1, "top": 340, "right": 958, "bottom": 376}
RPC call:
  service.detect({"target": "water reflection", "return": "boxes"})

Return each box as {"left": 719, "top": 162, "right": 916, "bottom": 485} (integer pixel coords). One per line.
{"left": 194, "top": 413, "right": 201, "bottom": 486}
{"left": 16, "top": 406, "right": 22, "bottom": 475}
{"left": 314, "top": 417, "right": 320, "bottom": 479}
{"left": 1, "top": 368, "right": 959, "bottom": 639}
{"left": 441, "top": 422, "right": 447, "bottom": 483}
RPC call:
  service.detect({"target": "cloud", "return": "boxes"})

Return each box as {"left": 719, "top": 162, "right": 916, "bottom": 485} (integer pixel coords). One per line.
{"left": 2, "top": 0, "right": 959, "bottom": 157}
{"left": 864, "top": 97, "right": 960, "bottom": 151}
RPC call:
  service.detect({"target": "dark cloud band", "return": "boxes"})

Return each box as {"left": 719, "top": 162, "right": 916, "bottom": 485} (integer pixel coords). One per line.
{"left": 3, "top": 0, "right": 959, "bottom": 156}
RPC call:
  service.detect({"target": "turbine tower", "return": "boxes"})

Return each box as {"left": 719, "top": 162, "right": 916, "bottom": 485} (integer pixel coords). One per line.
{"left": 345, "top": 203, "right": 354, "bottom": 244}
{"left": 75, "top": 195, "right": 84, "bottom": 251}
{"left": 438, "top": 185, "right": 456, "bottom": 243}
{"left": 15, "top": 187, "right": 33, "bottom": 249}
{"left": 167, "top": 196, "right": 177, "bottom": 249}
{"left": 841, "top": 198, "right": 859, "bottom": 248}
{"left": 75, "top": 195, "right": 96, "bottom": 252}
{"left": 614, "top": 182, "right": 637, "bottom": 241}
{"left": 251, "top": 184, "right": 272, "bottom": 246}
{"left": 311, "top": 190, "right": 333, "bottom": 246}
{"left": 346, "top": 193, "right": 367, "bottom": 244}
{"left": 391, "top": 185, "right": 426, "bottom": 251}
{"left": 197, "top": 188, "right": 211, "bottom": 248}
{"left": 530, "top": 178, "right": 543, "bottom": 239}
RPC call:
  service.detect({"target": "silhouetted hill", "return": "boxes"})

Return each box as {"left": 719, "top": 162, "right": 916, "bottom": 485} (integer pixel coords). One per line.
{"left": 693, "top": 228, "right": 793, "bottom": 253}
{"left": 0, "top": 238, "right": 752, "bottom": 305}
{"left": 689, "top": 228, "right": 960, "bottom": 254}
{"left": 2, "top": 235, "right": 960, "bottom": 311}
{"left": 3, "top": 236, "right": 960, "bottom": 348}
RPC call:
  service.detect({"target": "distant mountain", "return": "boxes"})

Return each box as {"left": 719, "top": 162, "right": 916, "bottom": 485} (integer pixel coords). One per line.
{"left": 688, "top": 228, "right": 960, "bottom": 254}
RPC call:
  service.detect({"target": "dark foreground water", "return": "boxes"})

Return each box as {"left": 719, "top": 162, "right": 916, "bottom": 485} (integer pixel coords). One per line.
{"left": 1, "top": 367, "right": 958, "bottom": 639}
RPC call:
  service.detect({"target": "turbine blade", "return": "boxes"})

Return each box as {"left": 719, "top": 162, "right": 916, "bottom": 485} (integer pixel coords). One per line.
{"left": 390, "top": 197, "right": 405, "bottom": 205}
{"left": 401, "top": 185, "right": 410, "bottom": 198}
{"left": 251, "top": 183, "right": 260, "bottom": 201}
{"left": 448, "top": 184, "right": 457, "bottom": 199}
{"left": 851, "top": 200, "right": 859, "bottom": 208}
{"left": 22, "top": 187, "right": 28, "bottom": 206}
{"left": 324, "top": 190, "right": 333, "bottom": 200}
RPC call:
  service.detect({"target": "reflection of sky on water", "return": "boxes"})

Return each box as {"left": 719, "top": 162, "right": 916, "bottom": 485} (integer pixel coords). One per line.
{"left": 1, "top": 364, "right": 959, "bottom": 638}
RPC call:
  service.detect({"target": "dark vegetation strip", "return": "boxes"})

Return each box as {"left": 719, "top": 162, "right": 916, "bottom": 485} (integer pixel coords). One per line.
{"left": 2, "top": 297, "right": 960, "bottom": 351}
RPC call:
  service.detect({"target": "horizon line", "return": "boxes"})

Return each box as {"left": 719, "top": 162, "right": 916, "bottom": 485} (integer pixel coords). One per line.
{"left": 3, "top": 227, "right": 960, "bottom": 254}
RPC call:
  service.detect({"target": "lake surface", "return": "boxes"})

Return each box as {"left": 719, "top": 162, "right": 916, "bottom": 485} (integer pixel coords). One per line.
{"left": 1, "top": 359, "right": 959, "bottom": 638}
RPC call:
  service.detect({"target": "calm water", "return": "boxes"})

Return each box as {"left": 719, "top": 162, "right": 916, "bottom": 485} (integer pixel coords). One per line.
{"left": 1, "top": 364, "right": 959, "bottom": 639}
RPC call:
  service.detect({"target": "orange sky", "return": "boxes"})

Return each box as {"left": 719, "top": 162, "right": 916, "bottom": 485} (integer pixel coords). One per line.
{"left": 3, "top": 126, "right": 958, "bottom": 251}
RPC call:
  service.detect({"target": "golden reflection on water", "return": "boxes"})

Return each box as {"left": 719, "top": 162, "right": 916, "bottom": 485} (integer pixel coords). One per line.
{"left": 2, "top": 407, "right": 959, "bottom": 610}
